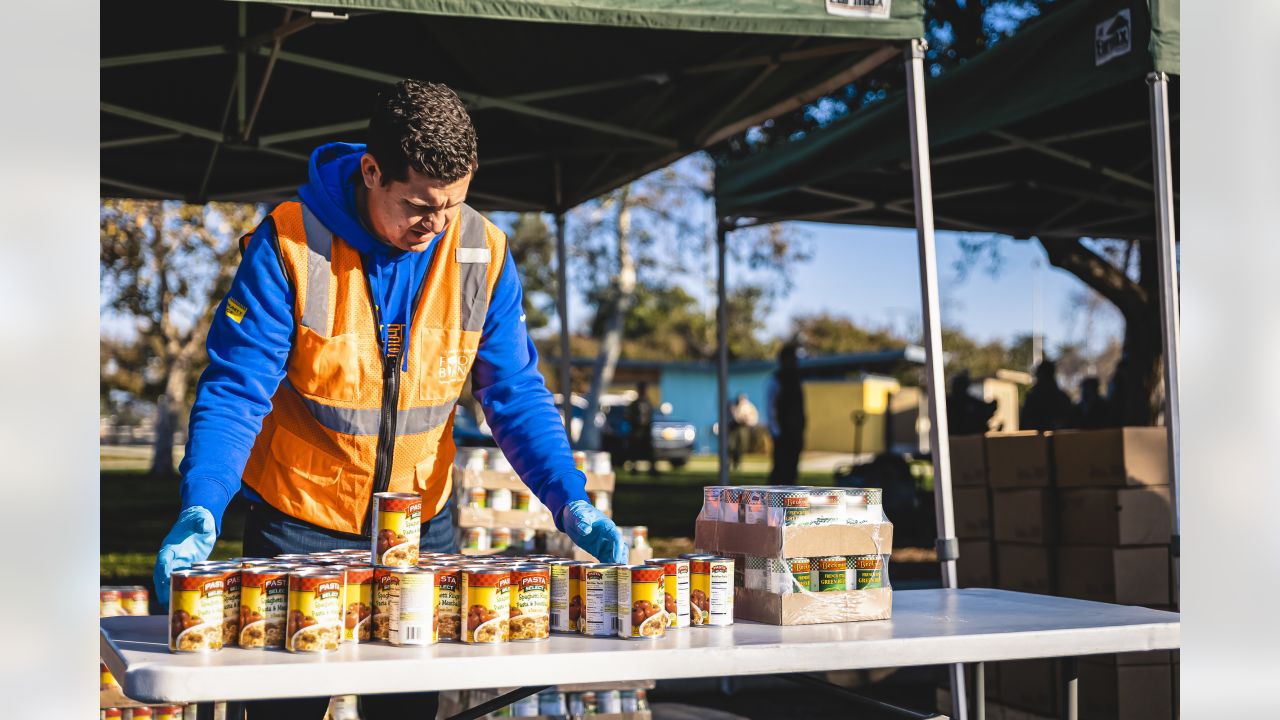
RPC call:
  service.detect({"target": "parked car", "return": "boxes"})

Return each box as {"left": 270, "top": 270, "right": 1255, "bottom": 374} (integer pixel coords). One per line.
{"left": 602, "top": 405, "right": 696, "bottom": 469}
{"left": 452, "top": 404, "right": 495, "bottom": 447}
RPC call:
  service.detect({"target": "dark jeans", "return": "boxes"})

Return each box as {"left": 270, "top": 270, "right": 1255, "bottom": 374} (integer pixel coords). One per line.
{"left": 242, "top": 500, "right": 457, "bottom": 720}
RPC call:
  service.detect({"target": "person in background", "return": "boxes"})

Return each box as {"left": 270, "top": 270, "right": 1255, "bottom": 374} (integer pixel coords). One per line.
{"left": 728, "top": 393, "right": 759, "bottom": 471}
{"left": 766, "top": 342, "right": 806, "bottom": 484}
{"left": 627, "top": 382, "right": 657, "bottom": 475}
{"left": 1075, "top": 376, "right": 1112, "bottom": 429}
{"left": 1021, "top": 359, "right": 1075, "bottom": 431}
{"left": 946, "top": 370, "right": 997, "bottom": 435}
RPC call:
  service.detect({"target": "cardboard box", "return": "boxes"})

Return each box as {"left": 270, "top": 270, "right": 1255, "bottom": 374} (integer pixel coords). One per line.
{"left": 1057, "top": 546, "right": 1170, "bottom": 605}
{"left": 957, "top": 539, "right": 996, "bottom": 587}
{"left": 694, "top": 519, "right": 893, "bottom": 559}
{"left": 455, "top": 506, "right": 558, "bottom": 531}
{"left": 733, "top": 586, "right": 892, "bottom": 625}
{"left": 996, "top": 544, "right": 1054, "bottom": 595}
{"left": 1053, "top": 428, "right": 1168, "bottom": 488}
{"left": 1058, "top": 487, "right": 1173, "bottom": 546}
{"left": 950, "top": 434, "right": 988, "bottom": 486}
{"left": 1079, "top": 660, "right": 1173, "bottom": 720}
{"left": 998, "top": 659, "right": 1058, "bottom": 716}
{"left": 953, "top": 486, "right": 992, "bottom": 539}
{"left": 992, "top": 489, "right": 1054, "bottom": 543}
{"left": 461, "top": 469, "right": 615, "bottom": 492}
{"left": 985, "top": 432, "right": 1052, "bottom": 488}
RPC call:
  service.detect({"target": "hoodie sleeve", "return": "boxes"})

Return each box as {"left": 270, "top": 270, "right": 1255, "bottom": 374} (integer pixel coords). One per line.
{"left": 178, "top": 222, "right": 295, "bottom": 533}
{"left": 471, "top": 249, "right": 589, "bottom": 522}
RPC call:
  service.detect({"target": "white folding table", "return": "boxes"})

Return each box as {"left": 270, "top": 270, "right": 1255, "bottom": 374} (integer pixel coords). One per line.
{"left": 101, "top": 589, "right": 1179, "bottom": 720}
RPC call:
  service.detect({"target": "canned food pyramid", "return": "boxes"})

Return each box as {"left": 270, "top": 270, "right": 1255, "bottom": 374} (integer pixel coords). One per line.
{"left": 287, "top": 571, "right": 342, "bottom": 652}
{"left": 462, "top": 568, "right": 510, "bottom": 643}
{"left": 169, "top": 570, "right": 225, "bottom": 652}
{"left": 239, "top": 568, "right": 287, "bottom": 648}
{"left": 373, "top": 493, "right": 421, "bottom": 566}
{"left": 618, "top": 565, "right": 666, "bottom": 639}
{"left": 509, "top": 564, "right": 551, "bottom": 641}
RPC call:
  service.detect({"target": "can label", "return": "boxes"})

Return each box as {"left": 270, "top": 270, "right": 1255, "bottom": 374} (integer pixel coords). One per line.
{"left": 239, "top": 570, "right": 287, "bottom": 648}
{"left": 582, "top": 566, "right": 618, "bottom": 637}
{"left": 618, "top": 566, "right": 666, "bottom": 639}
{"left": 742, "top": 489, "right": 767, "bottom": 524}
{"left": 122, "top": 588, "right": 149, "bottom": 616}
{"left": 808, "top": 491, "right": 844, "bottom": 525}
{"left": 510, "top": 567, "right": 550, "bottom": 641}
{"left": 549, "top": 563, "right": 573, "bottom": 633}
{"left": 707, "top": 559, "right": 734, "bottom": 626}
{"left": 690, "top": 559, "right": 710, "bottom": 625}
{"left": 844, "top": 488, "right": 871, "bottom": 524}
{"left": 169, "top": 573, "right": 224, "bottom": 652}
{"left": 462, "top": 570, "right": 510, "bottom": 643}
{"left": 100, "top": 591, "right": 123, "bottom": 618}
{"left": 720, "top": 488, "right": 742, "bottom": 522}
{"left": 372, "top": 567, "right": 397, "bottom": 641}
{"left": 853, "top": 555, "right": 885, "bottom": 589}
{"left": 287, "top": 573, "right": 342, "bottom": 652}
{"left": 767, "top": 490, "right": 812, "bottom": 527}
{"left": 568, "top": 564, "right": 586, "bottom": 632}
{"left": 219, "top": 569, "right": 242, "bottom": 647}
{"left": 743, "top": 555, "right": 766, "bottom": 591}
{"left": 390, "top": 570, "right": 435, "bottom": 646}
{"left": 342, "top": 567, "right": 374, "bottom": 642}
{"left": 817, "top": 556, "right": 848, "bottom": 592}
{"left": 434, "top": 567, "right": 461, "bottom": 641}
{"left": 702, "top": 486, "right": 722, "bottom": 520}
{"left": 373, "top": 493, "right": 421, "bottom": 566}
{"left": 656, "top": 559, "right": 690, "bottom": 628}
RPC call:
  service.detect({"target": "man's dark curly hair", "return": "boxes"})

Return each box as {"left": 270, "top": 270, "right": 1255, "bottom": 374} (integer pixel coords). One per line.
{"left": 366, "top": 80, "right": 478, "bottom": 184}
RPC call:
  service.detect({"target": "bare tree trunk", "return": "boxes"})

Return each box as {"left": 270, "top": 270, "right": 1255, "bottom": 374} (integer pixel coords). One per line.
{"left": 149, "top": 360, "right": 189, "bottom": 478}
{"left": 580, "top": 188, "right": 635, "bottom": 450}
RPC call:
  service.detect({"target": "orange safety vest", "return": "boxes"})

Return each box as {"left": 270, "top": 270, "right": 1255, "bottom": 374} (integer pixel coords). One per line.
{"left": 240, "top": 200, "right": 506, "bottom": 536}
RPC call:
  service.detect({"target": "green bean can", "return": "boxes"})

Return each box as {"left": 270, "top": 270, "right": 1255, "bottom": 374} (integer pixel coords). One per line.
{"left": 816, "top": 556, "right": 848, "bottom": 592}
{"left": 852, "top": 554, "right": 885, "bottom": 589}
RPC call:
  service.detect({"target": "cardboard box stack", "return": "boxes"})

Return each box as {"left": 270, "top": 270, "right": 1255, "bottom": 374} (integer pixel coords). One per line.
{"left": 453, "top": 448, "right": 653, "bottom": 564}
{"left": 694, "top": 487, "right": 894, "bottom": 625}
{"left": 944, "top": 428, "right": 1177, "bottom": 718}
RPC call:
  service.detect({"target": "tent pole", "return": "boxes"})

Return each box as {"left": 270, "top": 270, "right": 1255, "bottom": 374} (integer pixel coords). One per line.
{"left": 1147, "top": 72, "right": 1180, "bottom": 567}
{"left": 905, "top": 39, "right": 967, "bottom": 720}
{"left": 555, "top": 210, "right": 572, "bottom": 436}
{"left": 716, "top": 218, "right": 731, "bottom": 485}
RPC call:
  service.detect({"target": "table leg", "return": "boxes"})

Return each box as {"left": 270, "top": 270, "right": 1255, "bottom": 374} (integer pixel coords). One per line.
{"left": 443, "top": 685, "right": 550, "bottom": 720}
{"left": 972, "top": 663, "right": 984, "bottom": 720}
{"left": 1061, "top": 658, "right": 1078, "bottom": 720}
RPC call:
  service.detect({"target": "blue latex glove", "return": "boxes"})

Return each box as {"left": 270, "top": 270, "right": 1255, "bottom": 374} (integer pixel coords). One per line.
{"left": 153, "top": 506, "right": 217, "bottom": 607}
{"left": 559, "top": 500, "right": 628, "bottom": 564}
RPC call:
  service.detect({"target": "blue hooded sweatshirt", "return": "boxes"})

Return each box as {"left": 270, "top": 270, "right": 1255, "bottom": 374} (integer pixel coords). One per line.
{"left": 179, "top": 142, "right": 588, "bottom": 533}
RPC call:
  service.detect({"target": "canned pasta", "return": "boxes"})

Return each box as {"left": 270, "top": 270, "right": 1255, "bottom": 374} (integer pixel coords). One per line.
{"left": 121, "top": 586, "right": 150, "bottom": 616}
{"left": 581, "top": 563, "right": 620, "bottom": 637}
{"left": 649, "top": 558, "right": 689, "bottom": 628}
{"left": 214, "top": 565, "right": 242, "bottom": 647}
{"left": 372, "top": 566, "right": 397, "bottom": 641}
{"left": 168, "top": 570, "right": 225, "bottom": 652}
{"left": 691, "top": 557, "right": 734, "bottom": 626}
{"left": 239, "top": 567, "right": 287, "bottom": 648}
{"left": 287, "top": 569, "right": 342, "bottom": 653}
{"left": 99, "top": 588, "right": 124, "bottom": 618}
{"left": 372, "top": 492, "right": 421, "bottom": 567}
{"left": 389, "top": 567, "right": 435, "bottom": 646}
{"left": 462, "top": 566, "right": 510, "bottom": 643}
{"left": 509, "top": 563, "right": 550, "bottom": 641}
{"left": 342, "top": 565, "right": 374, "bottom": 642}
{"left": 568, "top": 561, "right": 589, "bottom": 632}
{"left": 548, "top": 560, "right": 575, "bottom": 633}
{"left": 434, "top": 565, "right": 462, "bottom": 641}
{"left": 618, "top": 564, "right": 666, "bottom": 639}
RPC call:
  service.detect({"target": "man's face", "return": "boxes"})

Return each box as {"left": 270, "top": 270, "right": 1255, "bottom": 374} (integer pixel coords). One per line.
{"left": 360, "top": 153, "right": 472, "bottom": 252}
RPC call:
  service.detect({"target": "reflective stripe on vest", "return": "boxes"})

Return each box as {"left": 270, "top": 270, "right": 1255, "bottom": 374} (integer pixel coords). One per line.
{"left": 298, "top": 203, "right": 333, "bottom": 336}
{"left": 284, "top": 380, "right": 455, "bottom": 436}
{"left": 457, "top": 204, "right": 490, "bottom": 332}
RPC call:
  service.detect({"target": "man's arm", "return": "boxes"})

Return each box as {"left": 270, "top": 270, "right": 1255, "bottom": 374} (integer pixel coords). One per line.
{"left": 471, "top": 249, "right": 590, "bottom": 521}
{"left": 178, "top": 222, "right": 295, "bottom": 532}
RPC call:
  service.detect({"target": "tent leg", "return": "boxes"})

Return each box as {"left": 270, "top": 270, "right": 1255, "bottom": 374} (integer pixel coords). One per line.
{"left": 716, "top": 220, "right": 731, "bottom": 485}
{"left": 1147, "top": 72, "right": 1180, "bottom": 575}
{"left": 905, "top": 38, "right": 966, "bottom": 720}
{"left": 555, "top": 210, "right": 573, "bottom": 437}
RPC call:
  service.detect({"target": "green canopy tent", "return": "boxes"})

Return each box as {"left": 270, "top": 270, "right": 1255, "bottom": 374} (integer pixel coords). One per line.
{"left": 102, "top": 4, "right": 984, "bottom": 714}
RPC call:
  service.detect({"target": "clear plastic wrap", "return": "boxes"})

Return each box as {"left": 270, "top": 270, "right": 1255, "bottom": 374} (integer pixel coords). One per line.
{"left": 693, "top": 485, "right": 894, "bottom": 625}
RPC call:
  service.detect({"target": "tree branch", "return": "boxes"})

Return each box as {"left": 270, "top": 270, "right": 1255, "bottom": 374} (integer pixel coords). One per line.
{"left": 1039, "top": 237, "right": 1147, "bottom": 320}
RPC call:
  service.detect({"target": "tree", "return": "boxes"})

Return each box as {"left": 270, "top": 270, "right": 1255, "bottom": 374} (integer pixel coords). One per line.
{"left": 793, "top": 313, "right": 907, "bottom": 356}
{"left": 505, "top": 212, "right": 557, "bottom": 332}
{"left": 100, "top": 199, "right": 263, "bottom": 478}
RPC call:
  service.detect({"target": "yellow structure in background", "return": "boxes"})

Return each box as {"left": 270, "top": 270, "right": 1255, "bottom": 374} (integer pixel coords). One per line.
{"left": 802, "top": 376, "right": 902, "bottom": 454}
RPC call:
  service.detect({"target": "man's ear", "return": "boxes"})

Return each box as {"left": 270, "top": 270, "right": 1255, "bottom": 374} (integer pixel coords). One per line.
{"left": 360, "top": 153, "right": 381, "bottom": 189}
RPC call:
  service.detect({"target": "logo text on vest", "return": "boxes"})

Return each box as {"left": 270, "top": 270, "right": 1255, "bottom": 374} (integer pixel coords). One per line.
{"left": 438, "top": 352, "right": 472, "bottom": 382}
{"left": 225, "top": 297, "right": 248, "bottom": 324}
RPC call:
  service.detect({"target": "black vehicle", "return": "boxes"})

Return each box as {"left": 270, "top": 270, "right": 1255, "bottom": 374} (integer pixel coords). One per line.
{"left": 602, "top": 405, "right": 696, "bottom": 469}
